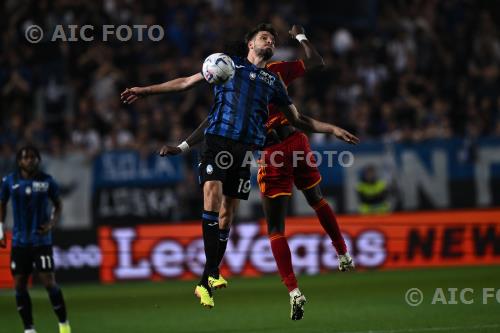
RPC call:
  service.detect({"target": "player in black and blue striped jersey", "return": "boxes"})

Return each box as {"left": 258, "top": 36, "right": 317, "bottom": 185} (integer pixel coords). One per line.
{"left": 121, "top": 23, "right": 358, "bottom": 309}
{"left": 0, "top": 146, "right": 71, "bottom": 333}
{"left": 204, "top": 54, "right": 291, "bottom": 147}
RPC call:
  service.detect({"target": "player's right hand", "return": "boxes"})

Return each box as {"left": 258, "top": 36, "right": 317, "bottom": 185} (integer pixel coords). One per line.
{"left": 332, "top": 126, "right": 360, "bottom": 145}
{"left": 121, "top": 87, "right": 148, "bottom": 104}
{"left": 158, "top": 145, "right": 182, "bottom": 157}
{"left": 289, "top": 25, "right": 305, "bottom": 39}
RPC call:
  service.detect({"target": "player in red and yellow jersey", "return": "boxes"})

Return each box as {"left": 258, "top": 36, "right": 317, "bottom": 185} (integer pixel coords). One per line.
{"left": 256, "top": 26, "right": 355, "bottom": 320}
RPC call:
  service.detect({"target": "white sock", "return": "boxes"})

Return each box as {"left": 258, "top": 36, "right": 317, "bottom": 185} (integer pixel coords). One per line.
{"left": 25, "top": 329, "right": 37, "bottom": 333}
{"left": 289, "top": 288, "right": 302, "bottom": 298}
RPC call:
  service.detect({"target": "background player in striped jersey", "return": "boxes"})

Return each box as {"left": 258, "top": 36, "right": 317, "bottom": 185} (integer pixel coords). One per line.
{"left": 121, "top": 23, "right": 358, "bottom": 317}
{"left": 0, "top": 146, "right": 71, "bottom": 333}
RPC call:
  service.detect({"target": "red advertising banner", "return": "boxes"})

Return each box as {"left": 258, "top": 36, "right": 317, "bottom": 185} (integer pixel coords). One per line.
{"left": 1, "top": 210, "right": 498, "bottom": 288}
{"left": 98, "top": 209, "right": 500, "bottom": 283}
{"left": 0, "top": 233, "right": 12, "bottom": 288}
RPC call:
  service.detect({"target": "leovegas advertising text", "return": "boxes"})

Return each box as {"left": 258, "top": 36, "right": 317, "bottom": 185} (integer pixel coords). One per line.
{"left": 98, "top": 210, "right": 500, "bottom": 283}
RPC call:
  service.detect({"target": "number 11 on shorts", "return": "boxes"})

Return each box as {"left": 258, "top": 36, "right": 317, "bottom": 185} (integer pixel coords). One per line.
{"left": 40, "top": 255, "right": 52, "bottom": 269}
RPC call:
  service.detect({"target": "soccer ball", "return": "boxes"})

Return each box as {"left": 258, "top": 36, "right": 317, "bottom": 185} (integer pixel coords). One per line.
{"left": 202, "top": 53, "right": 235, "bottom": 85}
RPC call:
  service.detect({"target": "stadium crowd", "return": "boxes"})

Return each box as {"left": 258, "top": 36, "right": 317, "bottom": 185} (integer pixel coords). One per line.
{"left": 1, "top": 0, "right": 500, "bottom": 162}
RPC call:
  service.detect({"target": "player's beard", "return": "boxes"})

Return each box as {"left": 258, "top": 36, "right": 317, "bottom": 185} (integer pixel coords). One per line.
{"left": 255, "top": 46, "right": 273, "bottom": 61}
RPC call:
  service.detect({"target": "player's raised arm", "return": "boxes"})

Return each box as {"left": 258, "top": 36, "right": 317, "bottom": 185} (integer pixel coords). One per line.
{"left": 280, "top": 104, "right": 360, "bottom": 144}
{"left": 159, "top": 117, "right": 209, "bottom": 156}
{"left": 121, "top": 72, "right": 205, "bottom": 104}
{"left": 289, "top": 25, "right": 325, "bottom": 70}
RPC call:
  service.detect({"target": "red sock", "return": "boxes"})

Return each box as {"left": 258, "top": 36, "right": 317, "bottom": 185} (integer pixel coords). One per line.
{"left": 313, "top": 199, "right": 347, "bottom": 255}
{"left": 269, "top": 233, "right": 298, "bottom": 292}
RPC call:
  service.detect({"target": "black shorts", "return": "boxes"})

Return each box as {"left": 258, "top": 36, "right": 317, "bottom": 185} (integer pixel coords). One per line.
{"left": 199, "top": 134, "right": 253, "bottom": 200}
{"left": 10, "top": 245, "right": 55, "bottom": 275}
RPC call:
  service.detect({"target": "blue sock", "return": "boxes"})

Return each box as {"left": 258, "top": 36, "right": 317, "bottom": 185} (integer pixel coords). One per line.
{"left": 47, "top": 286, "right": 67, "bottom": 323}
{"left": 15, "top": 289, "right": 34, "bottom": 329}
{"left": 200, "top": 210, "right": 219, "bottom": 287}
{"left": 216, "top": 227, "right": 230, "bottom": 267}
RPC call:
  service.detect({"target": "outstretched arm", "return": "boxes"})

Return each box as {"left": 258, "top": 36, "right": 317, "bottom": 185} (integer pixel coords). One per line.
{"left": 121, "top": 72, "right": 205, "bottom": 104}
{"left": 280, "top": 104, "right": 359, "bottom": 144}
{"left": 159, "top": 117, "right": 209, "bottom": 156}
{"left": 289, "top": 25, "right": 325, "bottom": 71}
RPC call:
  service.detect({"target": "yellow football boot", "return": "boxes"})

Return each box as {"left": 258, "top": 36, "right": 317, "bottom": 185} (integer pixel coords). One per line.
{"left": 194, "top": 285, "right": 214, "bottom": 309}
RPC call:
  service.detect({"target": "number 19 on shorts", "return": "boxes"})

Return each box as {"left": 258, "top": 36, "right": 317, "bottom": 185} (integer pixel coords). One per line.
{"left": 238, "top": 179, "right": 251, "bottom": 194}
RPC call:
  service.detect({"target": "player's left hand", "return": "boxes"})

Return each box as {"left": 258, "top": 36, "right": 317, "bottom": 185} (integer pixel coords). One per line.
{"left": 158, "top": 145, "right": 182, "bottom": 157}
{"left": 289, "top": 25, "right": 305, "bottom": 39}
{"left": 121, "top": 87, "right": 148, "bottom": 104}
{"left": 37, "top": 222, "right": 54, "bottom": 235}
{"left": 332, "top": 126, "right": 360, "bottom": 145}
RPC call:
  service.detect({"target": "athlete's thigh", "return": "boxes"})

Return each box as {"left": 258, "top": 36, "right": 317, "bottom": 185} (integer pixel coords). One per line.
{"left": 292, "top": 132, "right": 322, "bottom": 190}
{"left": 262, "top": 195, "right": 290, "bottom": 235}
{"left": 33, "top": 245, "right": 55, "bottom": 273}
{"left": 38, "top": 271, "right": 57, "bottom": 288}
{"left": 10, "top": 247, "right": 34, "bottom": 276}
{"left": 257, "top": 143, "right": 294, "bottom": 198}
{"left": 222, "top": 141, "right": 253, "bottom": 200}
{"left": 199, "top": 134, "right": 229, "bottom": 186}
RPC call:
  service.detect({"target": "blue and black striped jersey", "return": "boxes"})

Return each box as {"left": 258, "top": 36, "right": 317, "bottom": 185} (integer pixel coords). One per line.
{"left": 0, "top": 172, "right": 60, "bottom": 247}
{"left": 205, "top": 56, "right": 292, "bottom": 146}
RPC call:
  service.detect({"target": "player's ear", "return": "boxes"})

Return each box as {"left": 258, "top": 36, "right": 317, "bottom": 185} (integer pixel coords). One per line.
{"left": 248, "top": 40, "right": 253, "bottom": 50}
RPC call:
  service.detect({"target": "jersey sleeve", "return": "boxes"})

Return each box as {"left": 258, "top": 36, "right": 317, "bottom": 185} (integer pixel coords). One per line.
{"left": 270, "top": 78, "right": 293, "bottom": 107}
{"left": 267, "top": 60, "right": 306, "bottom": 86}
{"left": 284, "top": 60, "right": 306, "bottom": 83}
{"left": 48, "top": 177, "right": 60, "bottom": 202}
{"left": 0, "top": 176, "right": 10, "bottom": 203}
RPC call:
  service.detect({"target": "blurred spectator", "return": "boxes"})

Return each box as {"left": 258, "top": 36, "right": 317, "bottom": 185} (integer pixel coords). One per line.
{"left": 0, "top": 0, "right": 499, "bottom": 171}
{"left": 356, "top": 165, "right": 390, "bottom": 214}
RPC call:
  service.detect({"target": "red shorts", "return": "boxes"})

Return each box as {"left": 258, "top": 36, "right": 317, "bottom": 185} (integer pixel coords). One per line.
{"left": 257, "top": 132, "right": 322, "bottom": 198}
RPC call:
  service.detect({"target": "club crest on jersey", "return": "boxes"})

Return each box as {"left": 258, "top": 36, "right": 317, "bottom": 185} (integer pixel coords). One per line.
{"left": 32, "top": 181, "right": 49, "bottom": 192}
{"left": 249, "top": 72, "right": 257, "bottom": 80}
{"left": 258, "top": 70, "right": 276, "bottom": 86}
{"left": 206, "top": 164, "right": 214, "bottom": 175}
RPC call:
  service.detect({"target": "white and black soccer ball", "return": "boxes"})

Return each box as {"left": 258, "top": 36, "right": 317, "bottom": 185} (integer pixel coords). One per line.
{"left": 202, "top": 53, "right": 235, "bottom": 85}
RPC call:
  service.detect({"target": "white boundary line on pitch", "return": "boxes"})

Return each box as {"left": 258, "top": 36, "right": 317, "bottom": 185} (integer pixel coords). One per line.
{"left": 333, "top": 324, "right": 500, "bottom": 333}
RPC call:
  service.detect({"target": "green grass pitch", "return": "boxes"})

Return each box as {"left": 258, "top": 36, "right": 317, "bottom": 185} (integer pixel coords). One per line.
{"left": 1, "top": 266, "right": 499, "bottom": 333}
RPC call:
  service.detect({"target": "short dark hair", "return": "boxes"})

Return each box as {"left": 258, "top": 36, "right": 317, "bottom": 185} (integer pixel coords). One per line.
{"left": 16, "top": 145, "right": 41, "bottom": 162}
{"left": 245, "top": 23, "right": 278, "bottom": 44}
{"left": 224, "top": 40, "right": 248, "bottom": 57}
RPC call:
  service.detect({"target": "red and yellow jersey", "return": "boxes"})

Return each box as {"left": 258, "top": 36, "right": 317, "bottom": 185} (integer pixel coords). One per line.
{"left": 265, "top": 60, "right": 306, "bottom": 130}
